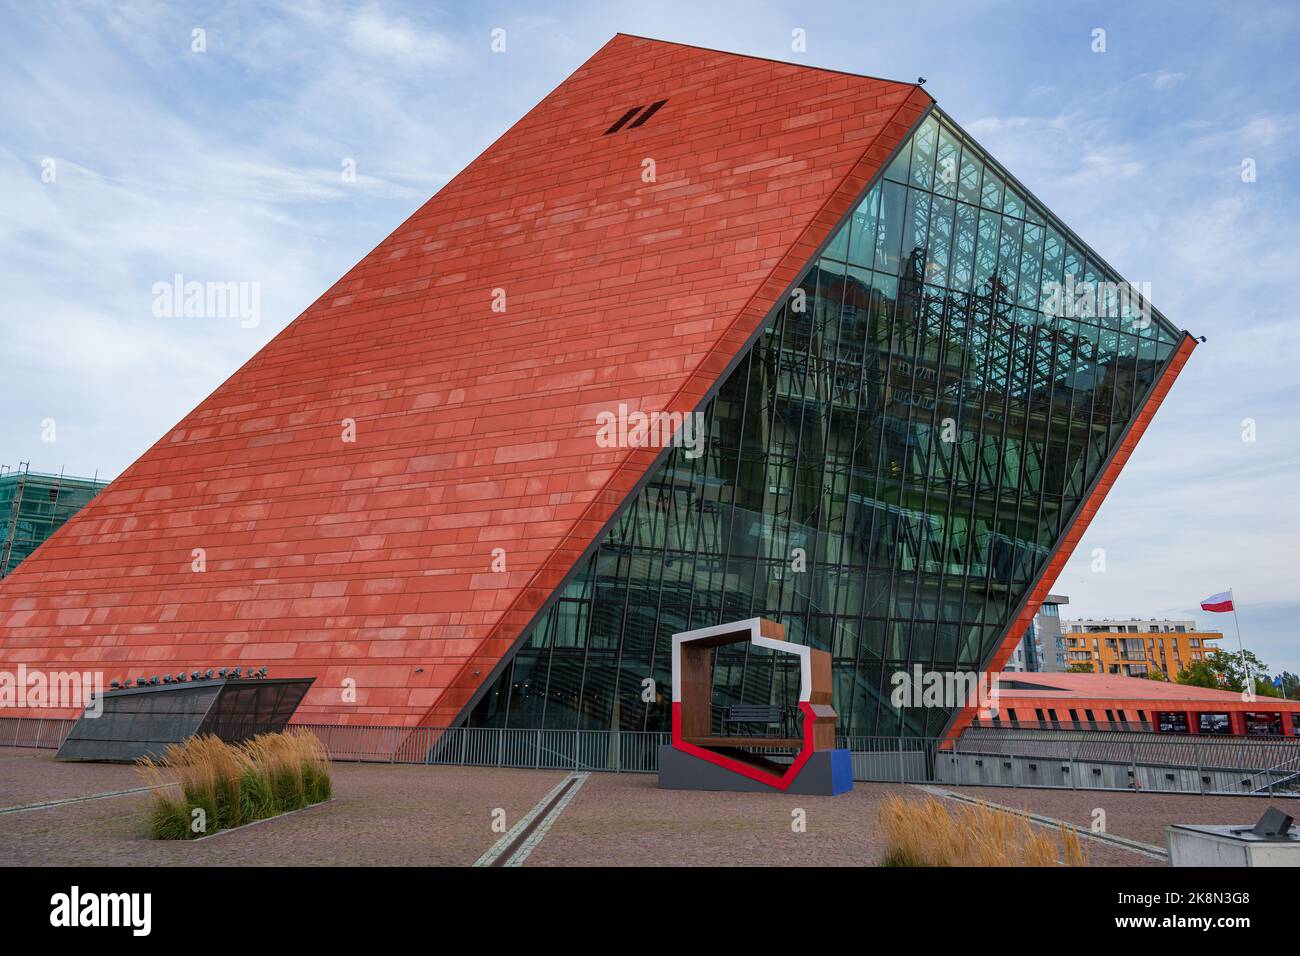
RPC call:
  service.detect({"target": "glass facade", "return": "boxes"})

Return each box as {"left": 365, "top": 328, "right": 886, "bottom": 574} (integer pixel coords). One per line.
{"left": 465, "top": 108, "right": 1184, "bottom": 739}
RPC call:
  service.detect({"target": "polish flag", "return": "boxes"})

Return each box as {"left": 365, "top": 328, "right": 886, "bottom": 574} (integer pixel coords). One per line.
{"left": 1200, "top": 591, "right": 1234, "bottom": 613}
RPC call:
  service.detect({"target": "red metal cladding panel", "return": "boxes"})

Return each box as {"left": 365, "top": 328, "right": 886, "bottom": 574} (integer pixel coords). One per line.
{"left": 945, "top": 333, "right": 1198, "bottom": 741}
{"left": 0, "top": 35, "right": 930, "bottom": 726}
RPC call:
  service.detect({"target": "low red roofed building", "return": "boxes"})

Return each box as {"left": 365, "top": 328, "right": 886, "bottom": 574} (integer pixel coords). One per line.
{"left": 986, "top": 672, "right": 1300, "bottom": 737}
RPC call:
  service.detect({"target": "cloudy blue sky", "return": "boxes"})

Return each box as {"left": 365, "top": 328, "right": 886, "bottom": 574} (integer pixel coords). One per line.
{"left": 2, "top": 1, "right": 1297, "bottom": 672}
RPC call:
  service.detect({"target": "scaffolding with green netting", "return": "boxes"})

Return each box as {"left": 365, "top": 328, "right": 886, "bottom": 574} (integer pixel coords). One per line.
{"left": 0, "top": 465, "right": 108, "bottom": 578}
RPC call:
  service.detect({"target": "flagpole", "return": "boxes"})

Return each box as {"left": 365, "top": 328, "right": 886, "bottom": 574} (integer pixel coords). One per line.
{"left": 1229, "top": 586, "right": 1251, "bottom": 693}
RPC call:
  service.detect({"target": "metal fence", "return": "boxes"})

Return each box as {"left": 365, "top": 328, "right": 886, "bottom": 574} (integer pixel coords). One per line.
{"left": 299, "top": 724, "right": 670, "bottom": 773}
{"left": 957, "top": 727, "right": 1300, "bottom": 774}
{"left": 939, "top": 728, "right": 1300, "bottom": 796}
{"left": 4, "top": 716, "right": 1300, "bottom": 796}
{"left": 0, "top": 716, "right": 75, "bottom": 750}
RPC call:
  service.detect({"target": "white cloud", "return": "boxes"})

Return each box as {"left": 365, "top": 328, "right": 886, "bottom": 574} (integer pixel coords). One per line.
{"left": 345, "top": 3, "right": 455, "bottom": 64}
{"left": 1057, "top": 149, "right": 1144, "bottom": 188}
{"left": 1145, "top": 70, "right": 1186, "bottom": 91}
{"left": 1186, "top": 115, "right": 1291, "bottom": 153}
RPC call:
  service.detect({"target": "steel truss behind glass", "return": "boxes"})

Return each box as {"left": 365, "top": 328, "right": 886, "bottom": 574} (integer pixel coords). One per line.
{"left": 466, "top": 107, "right": 1185, "bottom": 739}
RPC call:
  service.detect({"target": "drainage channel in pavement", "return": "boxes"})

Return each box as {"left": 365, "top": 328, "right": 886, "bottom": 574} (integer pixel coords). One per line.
{"left": 473, "top": 772, "right": 590, "bottom": 867}
{"left": 0, "top": 785, "right": 165, "bottom": 815}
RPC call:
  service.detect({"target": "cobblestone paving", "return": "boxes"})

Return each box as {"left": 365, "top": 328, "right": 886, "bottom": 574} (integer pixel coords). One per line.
{"left": 525, "top": 774, "right": 913, "bottom": 866}
{"left": 946, "top": 785, "right": 1300, "bottom": 848}
{"left": 0, "top": 754, "right": 564, "bottom": 866}
{"left": 0, "top": 749, "right": 1191, "bottom": 866}
{"left": 523, "top": 775, "right": 1155, "bottom": 866}
{"left": 0, "top": 748, "right": 148, "bottom": 807}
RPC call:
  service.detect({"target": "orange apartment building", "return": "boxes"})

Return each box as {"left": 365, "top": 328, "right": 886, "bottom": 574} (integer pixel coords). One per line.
{"left": 1062, "top": 617, "right": 1222, "bottom": 680}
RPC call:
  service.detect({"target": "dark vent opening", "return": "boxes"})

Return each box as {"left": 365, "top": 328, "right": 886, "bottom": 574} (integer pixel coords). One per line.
{"left": 627, "top": 99, "right": 668, "bottom": 129}
{"left": 604, "top": 106, "right": 643, "bottom": 135}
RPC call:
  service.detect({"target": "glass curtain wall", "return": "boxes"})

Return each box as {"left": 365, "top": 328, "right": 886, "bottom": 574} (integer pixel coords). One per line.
{"left": 466, "top": 108, "right": 1184, "bottom": 738}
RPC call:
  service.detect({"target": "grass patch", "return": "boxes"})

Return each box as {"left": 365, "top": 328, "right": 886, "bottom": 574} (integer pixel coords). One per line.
{"left": 137, "top": 729, "right": 332, "bottom": 840}
{"left": 877, "top": 795, "right": 1086, "bottom": 867}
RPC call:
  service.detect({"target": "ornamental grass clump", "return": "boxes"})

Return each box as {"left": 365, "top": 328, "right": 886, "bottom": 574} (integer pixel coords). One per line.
{"left": 877, "top": 795, "right": 1087, "bottom": 867}
{"left": 138, "top": 729, "right": 331, "bottom": 840}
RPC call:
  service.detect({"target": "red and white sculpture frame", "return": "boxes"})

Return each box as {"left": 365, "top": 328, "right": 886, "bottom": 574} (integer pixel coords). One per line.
{"left": 670, "top": 617, "right": 837, "bottom": 791}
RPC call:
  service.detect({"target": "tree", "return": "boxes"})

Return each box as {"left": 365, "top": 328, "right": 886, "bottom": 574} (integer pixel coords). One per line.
{"left": 1252, "top": 675, "right": 1281, "bottom": 698}
{"left": 1278, "top": 671, "right": 1300, "bottom": 701}
{"left": 1066, "top": 662, "right": 1094, "bottom": 674}
{"left": 1177, "top": 658, "right": 1222, "bottom": 690}
{"left": 1176, "top": 649, "right": 1279, "bottom": 697}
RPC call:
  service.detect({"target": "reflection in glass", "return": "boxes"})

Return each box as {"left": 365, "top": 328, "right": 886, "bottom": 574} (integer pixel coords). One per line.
{"left": 467, "top": 108, "right": 1184, "bottom": 740}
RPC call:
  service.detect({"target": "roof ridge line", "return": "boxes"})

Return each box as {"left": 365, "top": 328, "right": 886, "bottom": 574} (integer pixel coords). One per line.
{"left": 612, "top": 32, "right": 926, "bottom": 91}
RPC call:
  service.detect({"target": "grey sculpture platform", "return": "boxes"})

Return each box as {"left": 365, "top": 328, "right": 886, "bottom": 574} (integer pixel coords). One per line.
{"left": 658, "top": 745, "right": 852, "bottom": 795}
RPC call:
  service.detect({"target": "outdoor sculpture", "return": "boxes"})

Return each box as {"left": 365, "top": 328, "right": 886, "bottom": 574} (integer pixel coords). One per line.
{"left": 658, "top": 617, "right": 852, "bottom": 795}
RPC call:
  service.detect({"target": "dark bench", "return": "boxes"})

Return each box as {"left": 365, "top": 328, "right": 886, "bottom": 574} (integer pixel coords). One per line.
{"left": 723, "top": 704, "right": 793, "bottom": 738}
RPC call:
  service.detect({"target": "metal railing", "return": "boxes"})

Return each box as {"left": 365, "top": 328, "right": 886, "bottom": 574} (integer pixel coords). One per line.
{"left": 1239, "top": 749, "right": 1300, "bottom": 794}
{"left": 957, "top": 727, "right": 1300, "bottom": 774}
{"left": 0, "top": 716, "right": 75, "bottom": 749}
{"left": 298, "top": 723, "right": 670, "bottom": 773}
{"left": 4, "top": 716, "right": 1299, "bottom": 795}
{"left": 0, "top": 717, "right": 671, "bottom": 774}
{"left": 947, "top": 727, "right": 1300, "bottom": 796}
